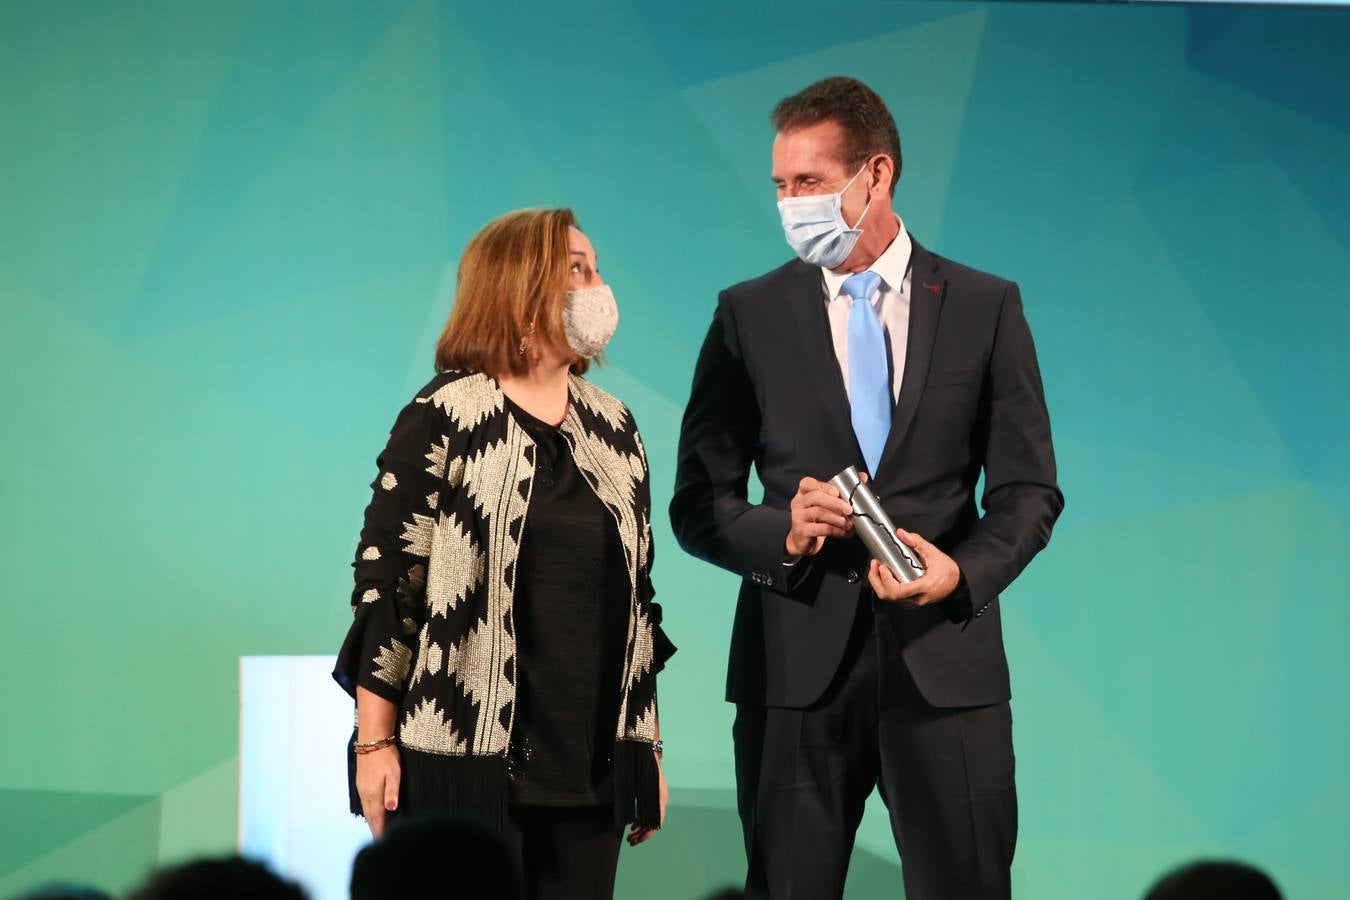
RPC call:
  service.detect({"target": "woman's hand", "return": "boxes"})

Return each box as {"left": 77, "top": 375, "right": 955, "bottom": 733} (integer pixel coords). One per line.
{"left": 355, "top": 744, "right": 401, "bottom": 838}
{"left": 354, "top": 686, "right": 401, "bottom": 838}
{"left": 627, "top": 755, "right": 668, "bottom": 846}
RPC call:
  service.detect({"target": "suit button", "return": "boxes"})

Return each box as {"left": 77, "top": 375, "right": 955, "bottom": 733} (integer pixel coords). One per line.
{"left": 846, "top": 570, "right": 859, "bottom": 584}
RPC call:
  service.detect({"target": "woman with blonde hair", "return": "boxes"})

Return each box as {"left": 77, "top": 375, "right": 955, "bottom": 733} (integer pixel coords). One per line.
{"left": 334, "top": 208, "right": 674, "bottom": 899}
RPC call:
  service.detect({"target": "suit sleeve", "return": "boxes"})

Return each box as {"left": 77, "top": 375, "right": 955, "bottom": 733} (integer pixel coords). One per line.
{"left": 332, "top": 398, "right": 439, "bottom": 703}
{"left": 949, "top": 282, "right": 1064, "bottom": 618}
{"left": 670, "top": 292, "right": 811, "bottom": 595}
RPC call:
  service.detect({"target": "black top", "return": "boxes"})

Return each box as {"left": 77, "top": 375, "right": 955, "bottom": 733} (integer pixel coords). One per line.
{"left": 505, "top": 395, "right": 631, "bottom": 806}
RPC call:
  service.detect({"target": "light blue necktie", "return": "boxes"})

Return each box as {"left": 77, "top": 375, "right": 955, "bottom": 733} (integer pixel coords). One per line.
{"left": 843, "top": 270, "right": 889, "bottom": 475}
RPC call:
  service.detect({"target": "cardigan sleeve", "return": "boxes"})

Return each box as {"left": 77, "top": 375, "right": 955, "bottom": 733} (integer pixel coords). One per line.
{"left": 333, "top": 396, "right": 444, "bottom": 705}
{"left": 647, "top": 539, "right": 677, "bottom": 675}
{"left": 633, "top": 425, "right": 676, "bottom": 676}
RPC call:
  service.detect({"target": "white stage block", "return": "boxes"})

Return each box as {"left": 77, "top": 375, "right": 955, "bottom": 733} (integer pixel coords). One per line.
{"left": 239, "top": 656, "right": 370, "bottom": 900}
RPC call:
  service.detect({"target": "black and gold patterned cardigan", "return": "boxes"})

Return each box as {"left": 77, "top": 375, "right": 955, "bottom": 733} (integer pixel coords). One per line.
{"left": 334, "top": 370, "right": 673, "bottom": 829}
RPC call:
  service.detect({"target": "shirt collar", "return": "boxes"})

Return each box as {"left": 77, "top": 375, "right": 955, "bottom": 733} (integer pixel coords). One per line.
{"left": 822, "top": 215, "right": 912, "bottom": 303}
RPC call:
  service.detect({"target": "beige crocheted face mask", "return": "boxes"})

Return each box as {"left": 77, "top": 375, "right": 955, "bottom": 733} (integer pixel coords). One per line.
{"left": 562, "top": 285, "right": 619, "bottom": 359}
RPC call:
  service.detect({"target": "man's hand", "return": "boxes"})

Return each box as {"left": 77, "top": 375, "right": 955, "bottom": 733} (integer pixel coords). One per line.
{"left": 867, "top": 528, "right": 961, "bottom": 607}
{"left": 786, "top": 477, "right": 855, "bottom": 557}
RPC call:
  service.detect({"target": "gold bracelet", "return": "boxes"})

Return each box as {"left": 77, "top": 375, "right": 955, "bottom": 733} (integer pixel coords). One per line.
{"left": 354, "top": 735, "right": 395, "bottom": 747}
{"left": 353, "top": 736, "right": 397, "bottom": 754}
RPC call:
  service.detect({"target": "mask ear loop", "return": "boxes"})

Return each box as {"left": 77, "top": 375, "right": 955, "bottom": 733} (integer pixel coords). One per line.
{"left": 845, "top": 162, "right": 874, "bottom": 231}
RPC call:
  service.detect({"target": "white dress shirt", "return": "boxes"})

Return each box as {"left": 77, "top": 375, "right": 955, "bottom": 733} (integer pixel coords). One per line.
{"left": 820, "top": 217, "right": 912, "bottom": 403}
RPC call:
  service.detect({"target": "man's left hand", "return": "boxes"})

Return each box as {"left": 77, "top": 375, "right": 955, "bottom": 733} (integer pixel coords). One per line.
{"left": 867, "top": 529, "right": 961, "bottom": 607}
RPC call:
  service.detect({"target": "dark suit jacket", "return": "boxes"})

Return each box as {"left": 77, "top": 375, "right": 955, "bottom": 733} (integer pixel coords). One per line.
{"left": 670, "top": 239, "right": 1064, "bottom": 709}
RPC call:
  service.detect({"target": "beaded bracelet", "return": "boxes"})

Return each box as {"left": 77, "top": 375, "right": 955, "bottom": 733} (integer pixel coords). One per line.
{"left": 353, "top": 736, "right": 397, "bottom": 754}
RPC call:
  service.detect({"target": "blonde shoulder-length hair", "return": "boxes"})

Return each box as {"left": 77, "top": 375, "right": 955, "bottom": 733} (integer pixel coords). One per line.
{"left": 434, "top": 208, "right": 591, "bottom": 377}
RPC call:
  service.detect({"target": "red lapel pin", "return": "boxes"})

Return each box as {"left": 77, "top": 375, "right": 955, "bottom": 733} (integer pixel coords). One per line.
{"left": 924, "top": 282, "right": 942, "bottom": 295}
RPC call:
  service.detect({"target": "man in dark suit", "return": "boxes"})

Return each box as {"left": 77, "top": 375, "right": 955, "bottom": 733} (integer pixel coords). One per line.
{"left": 670, "top": 77, "right": 1063, "bottom": 900}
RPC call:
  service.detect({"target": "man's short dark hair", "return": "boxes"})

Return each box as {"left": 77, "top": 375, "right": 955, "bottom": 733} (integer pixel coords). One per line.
{"left": 771, "top": 76, "right": 903, "bottom": 194}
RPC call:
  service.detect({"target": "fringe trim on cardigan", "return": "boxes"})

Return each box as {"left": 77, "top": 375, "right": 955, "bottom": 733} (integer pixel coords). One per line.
{"left": 347, "top": 737, "right": 510, "bottom": 834}
{"left": 347, "top": 735, "right": 658, "bottom": 832}
{"left": 346, "top": 730, "right": 361, "bottom": 816}
{"left": 612, "top": 738, "right": 662, "bottom": 830}
{"left": 399, "top": 748, "right": 511, "bottom": 833}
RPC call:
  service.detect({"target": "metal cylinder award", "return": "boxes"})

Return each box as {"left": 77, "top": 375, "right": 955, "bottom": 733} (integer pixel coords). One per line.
{"left": 829, "top": 465, "right": 927, "bottom": 583}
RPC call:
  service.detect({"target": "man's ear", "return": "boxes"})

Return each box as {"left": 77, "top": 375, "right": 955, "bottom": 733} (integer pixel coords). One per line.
{"left": 871, "top": 154, "right": 896, "bottom": 196}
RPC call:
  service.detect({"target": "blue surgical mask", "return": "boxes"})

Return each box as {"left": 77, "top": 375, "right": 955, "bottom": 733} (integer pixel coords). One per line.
{"left": 777, "top": 165, "right": 873, "bottom": 269}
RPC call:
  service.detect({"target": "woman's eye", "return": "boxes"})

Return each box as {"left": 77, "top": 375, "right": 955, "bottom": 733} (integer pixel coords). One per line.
{"left": 570, "top": 263, "right": 583, "bottom": 274}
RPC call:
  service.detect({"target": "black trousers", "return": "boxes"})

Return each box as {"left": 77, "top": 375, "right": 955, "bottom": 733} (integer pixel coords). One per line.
{"left": 505, "top": 804, "right": 623, "bottom": 900}
{"left": 733, "top": 601, "right": 1017, "bottom": 900}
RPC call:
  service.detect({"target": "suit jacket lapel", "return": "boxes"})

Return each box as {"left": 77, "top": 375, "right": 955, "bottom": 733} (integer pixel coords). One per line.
{"left": 786, "top": 260, "right": 864, "bottom": 469}
{"left": 876, "top": 239, "right": 943, "bottom": 480}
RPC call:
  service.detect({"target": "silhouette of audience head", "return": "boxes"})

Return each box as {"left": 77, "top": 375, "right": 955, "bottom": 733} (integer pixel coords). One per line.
{"left": 125, "top": 855, "right": 306, "bottom": 900}
{"left": 1144, "top": 859, "right": 1282, "bottom": 900}
{"left": 13, "top": 885, "right": 113, "bottom": 900}
{"left": 350, "top": 813, "right": 522, "bottom": 900}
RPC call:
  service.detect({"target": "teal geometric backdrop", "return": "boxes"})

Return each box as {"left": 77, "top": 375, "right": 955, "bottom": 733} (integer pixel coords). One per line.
{"left": 2, "top": 1, "right": 1347, "bottom": 897}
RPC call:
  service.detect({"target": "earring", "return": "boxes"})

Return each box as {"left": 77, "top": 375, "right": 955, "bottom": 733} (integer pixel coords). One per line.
{"left": 518, "top": 321, "right": 536, "bottom": 357}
